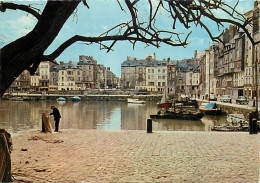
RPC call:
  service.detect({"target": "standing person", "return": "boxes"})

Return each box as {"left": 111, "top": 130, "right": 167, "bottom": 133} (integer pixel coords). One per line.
{"left": 49, "top": 106, "right": 61, "bottom": 132}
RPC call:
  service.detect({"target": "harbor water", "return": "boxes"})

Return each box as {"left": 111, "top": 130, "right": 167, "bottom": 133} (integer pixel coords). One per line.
{"left": 0, "top": 100, "right": 228, "bottom": 133}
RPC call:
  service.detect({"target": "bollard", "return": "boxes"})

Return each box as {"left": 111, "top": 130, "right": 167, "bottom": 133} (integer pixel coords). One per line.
{"left": 252, "top": 118, "right": 258, "bottom": 134}
{"left": 42, "top": 113, "right": 45, "bottom": 133}
{"left": 249, "top": 112, "right": 254, "bottom": 134}
{"left": 147, "top": 119, "right": 152, "bottom": 133}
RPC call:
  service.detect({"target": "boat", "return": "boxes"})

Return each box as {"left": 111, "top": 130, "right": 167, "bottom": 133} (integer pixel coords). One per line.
{"left": 212, "top": 114, "right": 248, "bottom": 131}
{"left": 199, "top": 102, "right": 222, "bottom": 115}
{"left": 175, "top": 97, "right": 198, "bottom": 108}
{"left": 127, "top": 98, "right": 145, "bottom": 104}
{"left": 157, "top": 102, "right": 172, "bottom": 108}
{"left": 227, "top": 114, "right": 247, "bottom": 125}
{"left": 71, "top": 96, "right": 81, "bottom": 101}
{"left": 57, "top": 97, "right": 66, "bottom": 101}
{"left": 9, "top": 97, "right": 23, "bottom": 101}
{"left": 212, "top": 125, "right": 248, "bottom": 132}
{"left": 157, "top": 87, "right": 172, "bottom": 108}
{"left": 150, "top": 109, "right": 204, "bottom": 120}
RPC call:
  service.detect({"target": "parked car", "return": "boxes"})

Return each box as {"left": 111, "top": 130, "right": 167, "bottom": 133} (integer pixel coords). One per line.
{"left": 209, "top": 94, "right": 217, "bottom": 101}
{"left": 220, "top": 95, "right": 232, "bottom": 103}
{"left": 236, "top": 96, "right": 248, "bottom": 105}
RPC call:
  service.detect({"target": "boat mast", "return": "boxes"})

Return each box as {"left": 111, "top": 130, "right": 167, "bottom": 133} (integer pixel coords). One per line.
{"left": 208, "top": 48, "right": 210, "bottom": 102}
{"left": 255, "top": 46, "right": 258, "bottom": 119}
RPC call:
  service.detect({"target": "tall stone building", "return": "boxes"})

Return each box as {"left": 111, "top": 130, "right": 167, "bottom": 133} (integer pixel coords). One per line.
{"left": 167, "top": 58, "right": 177, "bottom": 95}
{"left": 78, "top": 55, "right": 97, "bottom": 89}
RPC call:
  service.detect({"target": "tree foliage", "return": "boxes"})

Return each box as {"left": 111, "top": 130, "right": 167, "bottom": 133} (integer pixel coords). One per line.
{"left": 0, "top": 0, "right": 257, "bottom": 96}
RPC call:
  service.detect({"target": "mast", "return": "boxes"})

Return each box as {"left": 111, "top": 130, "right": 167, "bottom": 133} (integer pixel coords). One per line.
{"left": 255, "top": 46, "right": 258, "bottom": 119}
{"left": 208, "top": 49, "right": 210, "bottom": 102}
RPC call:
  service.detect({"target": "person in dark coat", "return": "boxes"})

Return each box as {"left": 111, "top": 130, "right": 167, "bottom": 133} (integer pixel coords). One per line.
{"left": 50, "top": 106, "right": 61, "bottom": 132}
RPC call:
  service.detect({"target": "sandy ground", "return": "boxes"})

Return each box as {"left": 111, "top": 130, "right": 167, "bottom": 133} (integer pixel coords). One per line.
{"left": 10, "top": 129, "right": 260, "bottom": 182}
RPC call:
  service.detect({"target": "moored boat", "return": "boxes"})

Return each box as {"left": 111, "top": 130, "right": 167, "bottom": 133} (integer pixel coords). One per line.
{"left": 157, "top": 87, "right": 172, "bottom": 108}
{"left": 199, "top": 102, "right": 222, "bottom": 115}
{"left": 150, "top": 110, "right": 204, "bottom": 120}
{"left": 157, "top": 102, "right": 172, "bottom": 108}
{"left": 57, "top": 97, "right": 66, "bottom": 101}
{"left": 127, "top": 98, "right": 145, "bottom": 104}
{"left": 71, "top": 96, "right": 81, "bottom": 101}
{"left": 212, "top": 125, "right": 248, "bottom": 132}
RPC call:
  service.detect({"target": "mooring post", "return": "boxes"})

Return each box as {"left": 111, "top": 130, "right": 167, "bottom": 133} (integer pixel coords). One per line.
{"left": 147, "top": 119, "right": 152, "bottom": 133}
{"left": 252, "top": 118, "right": 258, "bottom": 134}
{"left": 42, "top": 113, "right": 45, "bottom": 133}
{"left": 249, "top": 112, "right": 258, "bottom": 134}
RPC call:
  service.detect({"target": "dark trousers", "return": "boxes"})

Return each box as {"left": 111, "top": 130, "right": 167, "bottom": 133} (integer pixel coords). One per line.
{"left": 55, "top": 118, "right": 60, "bottom": 132}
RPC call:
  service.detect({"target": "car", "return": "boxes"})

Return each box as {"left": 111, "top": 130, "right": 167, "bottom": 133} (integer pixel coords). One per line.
{"left": 209, "top": 94, "right": 217, "bottom": 101}
{"left": 236, "top": 96, "right": 248, "bottom": 105}
{"left": 220, "top": 95, "right": 232, "bottom": 103}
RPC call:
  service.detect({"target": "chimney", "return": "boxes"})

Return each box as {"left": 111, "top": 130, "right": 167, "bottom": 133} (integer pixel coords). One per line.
{"left": 153, "top": 52, "right": 156, "bottom": 59}
{"left": 60, "top": 61, "right": 64, "bottom": 65}
{"left": 167, "top": 57, "right": 170, "bottom": 64}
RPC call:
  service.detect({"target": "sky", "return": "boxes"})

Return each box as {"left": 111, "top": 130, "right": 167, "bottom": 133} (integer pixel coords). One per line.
{"left": 0, "top": 0, "right": 256, "bottom": 77}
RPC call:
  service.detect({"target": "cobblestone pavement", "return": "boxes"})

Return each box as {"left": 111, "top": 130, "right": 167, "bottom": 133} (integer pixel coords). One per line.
{"left": 11, "top": 130, "right": 259, "bottom": 182}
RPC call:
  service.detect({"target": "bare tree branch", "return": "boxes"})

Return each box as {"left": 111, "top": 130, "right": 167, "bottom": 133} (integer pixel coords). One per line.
{"left": 0, "top": 2, "right": 41, "bottom": 19}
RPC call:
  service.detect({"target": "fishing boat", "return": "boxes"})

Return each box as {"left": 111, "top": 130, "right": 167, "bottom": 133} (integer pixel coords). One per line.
{"left": 9, "top": 97, "right": 23, "bottom": 101}
{"left": 157, "top": 87, "right": 172, "bottom": 108}
{"left": 57, "top": 97, "right": 66, "bottom": 101}
{"left": 127, "top": 98, "right": 145, "bottom": 104}
{"left": 227, "top": 114, "right": 247, "bottom": 125}
{"left": 150, "top": 109, "right": 204, "bottom": 120}
{"left": 212, "top": 125, "right": 248, "bottom": 132}
{"left": 199, "top": 102, "right": 222, "bottom": 115}
{"left": 71, "top": 96, "right": 81, "bottom": 101}
{"left": 212, "top": 114, "right": 248, "bottom": 131}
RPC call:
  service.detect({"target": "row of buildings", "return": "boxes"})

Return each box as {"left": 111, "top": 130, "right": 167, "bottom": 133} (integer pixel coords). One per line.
{"left": 9, "top": 56, "right": 120, "bottom": 93}
{"left": 121, "top": 1, "right": 260, "bottom": 101}
{"left": 8, "top": 1, "right": 260, "bottom": 101}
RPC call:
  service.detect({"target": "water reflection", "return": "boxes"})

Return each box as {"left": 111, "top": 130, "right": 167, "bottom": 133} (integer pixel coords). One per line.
{"left": 0, "top": 100, "right": 228, "bottom": 133}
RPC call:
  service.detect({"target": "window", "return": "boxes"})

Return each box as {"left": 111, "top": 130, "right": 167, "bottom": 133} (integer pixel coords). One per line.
{"left": 158, "top": 69, "right": 161, "bottom": 72}
{"left": 148, "top": 69, "right": 150, "bottom": 73}
{"left": 162, "top": 69, "right": 165, "bottom": 73}
{"left": 158, "top": 82, "right": 161, "bottom": 86}
{"left": 162, "top": 82, "right": 165, "bottom": 86}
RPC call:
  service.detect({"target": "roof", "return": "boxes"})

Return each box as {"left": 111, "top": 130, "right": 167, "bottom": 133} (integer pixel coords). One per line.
{"left": 50, "top": 62, "right": 80, "bottom": 72}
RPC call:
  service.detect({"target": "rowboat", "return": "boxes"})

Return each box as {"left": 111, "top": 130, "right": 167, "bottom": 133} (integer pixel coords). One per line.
{"left": 71, "top": 96, "right": 81, "bottom": 101}
{"left": 127, "top": 98, "right": 145, "bottom": 104}
{"left": 57, "top": 97, "right": 66, "bottom": 101}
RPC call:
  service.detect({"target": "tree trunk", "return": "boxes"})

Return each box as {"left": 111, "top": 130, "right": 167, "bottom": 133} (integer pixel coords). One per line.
{"left": 0, "top": 129, "right": 12, "bottom": 182}
{"left": 0, "top": 1, "right": 80, "bottom": 97}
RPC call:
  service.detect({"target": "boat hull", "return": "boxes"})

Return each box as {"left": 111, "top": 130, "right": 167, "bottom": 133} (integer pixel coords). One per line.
{"left": 57, "top": 97, "right": 66, "bottom": 101}
{"left": 150, "top": 112, "right": 204, "bottom": 120}
{"left": 157, "top": 103, "right": 172, "bottom": 108}
{"left": 199, "top": 108, "right": 223, "bottom": 115}
{"left": 127, "top": 98, "right": 145, "bottom": 104}
{"left": 71, "top": 97, "right": 81, "bottom": 101}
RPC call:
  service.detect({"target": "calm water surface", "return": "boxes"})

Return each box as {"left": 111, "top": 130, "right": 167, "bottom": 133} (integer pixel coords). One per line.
{"left": 0, "top": 100, "right": 228, "bottom": 133}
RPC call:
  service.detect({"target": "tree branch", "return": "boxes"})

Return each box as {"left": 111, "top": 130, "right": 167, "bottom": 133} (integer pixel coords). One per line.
{"left": 0, "top": 2, "right": 41, "bottom": 19}
{"left": 43, "top": 34, "right": 187, "bottom": 61}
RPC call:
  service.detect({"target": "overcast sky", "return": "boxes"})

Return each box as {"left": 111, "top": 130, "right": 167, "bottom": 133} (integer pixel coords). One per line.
{"left": 0, "top": 0, "right": 255, "bottom": 76}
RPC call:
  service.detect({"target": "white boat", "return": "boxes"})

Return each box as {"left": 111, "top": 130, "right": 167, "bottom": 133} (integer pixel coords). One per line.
{"left": 57, "top": 97, "right": 66, "bottom": 101}
{"left": 227, "top": 114, "right": 246, "bottom": 125}
{"left": 127, "top": 98, "right": 145, "bottom": 104}
{"left": 71, "top": 96, "right": 81, "bottom": 101}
